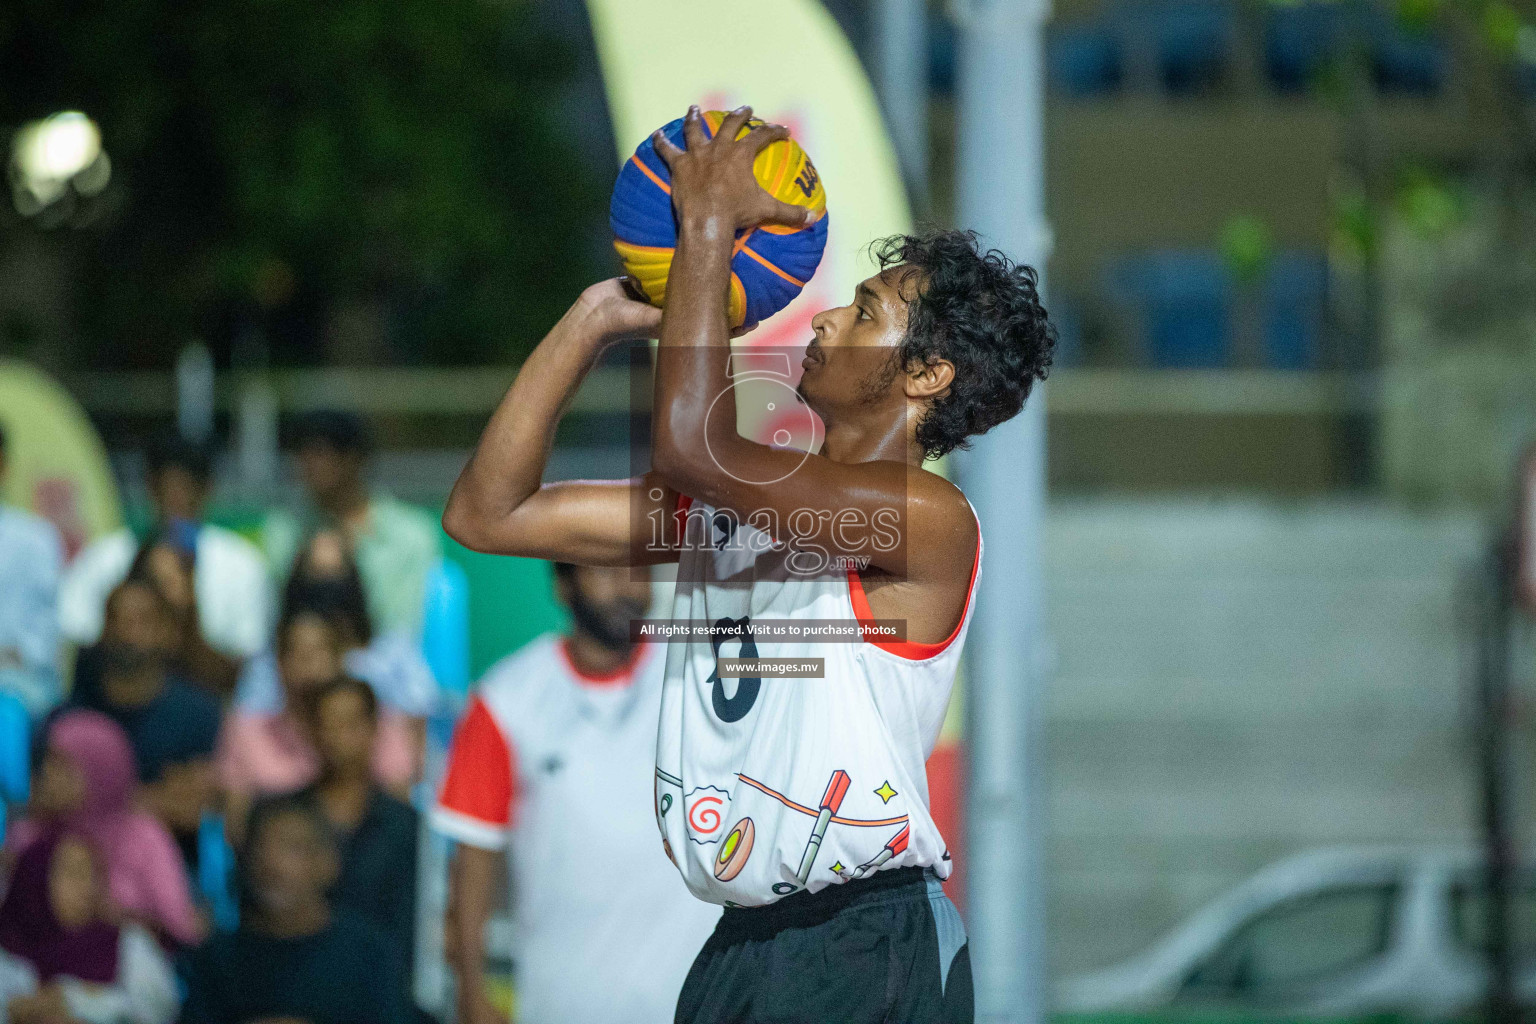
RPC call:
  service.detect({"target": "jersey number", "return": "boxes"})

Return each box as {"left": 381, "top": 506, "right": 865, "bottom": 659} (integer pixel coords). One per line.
{"left": 708, "top": 616, "right": 762, "bottom": 722}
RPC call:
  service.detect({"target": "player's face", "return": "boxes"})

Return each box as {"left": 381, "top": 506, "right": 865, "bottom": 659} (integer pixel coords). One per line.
{"left": 799, "top": 268, "right": 917, "bottom": 419}
{"left": 566, "top": 565, "right": 651, "bottom": 649}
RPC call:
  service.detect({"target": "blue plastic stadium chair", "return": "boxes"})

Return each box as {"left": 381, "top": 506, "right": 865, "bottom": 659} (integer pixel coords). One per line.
{"left": 1158, "top": 1, "right": 1234, "bottom": 93}
{"left": 1367, "top": 8, "right": 1447, "bottom": 95}
{"left": 0, "top": 692, "right": 30, "bottom": 808}
{"left": 1264, "top": 0, "right": 1343, "bottom": 92}
{"left": 1112, "top": 0, "right": 1233, "bottom": 94}
{"left": 197, "top": 812, "right": 240, "bottom": 933}
{"left": 1047, "top": 295, "right": 1085, "bottom": 368}
{"left": 1111, "top": 251, "right": 1232, "bottom": 369}
{"left": 1050, "top": 27, "right": 1124, "bottom": 97}
{"left": 1264, "top": 251, "right": 1329, "bottom": 370}
{"left": 421, "top": 558, "right": 471, "bottom": 705}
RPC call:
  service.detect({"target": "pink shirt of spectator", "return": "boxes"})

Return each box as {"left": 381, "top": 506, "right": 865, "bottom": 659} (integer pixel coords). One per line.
{"left": 216, "top": 708, "right": 418, "bottom": 797}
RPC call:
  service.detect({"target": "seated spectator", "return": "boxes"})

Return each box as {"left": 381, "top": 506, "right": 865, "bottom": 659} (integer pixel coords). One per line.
{"left": 6, "top": 711, "right": 202, "bottom": 946}
{"left": 0, "top": 830, "right": 179, "bottom": 1024}
{"left": 263, "top": 411, "right": 440, "bottom": 639}
{"left": 67, "top": 580, "right": 221, "bottom": 868}
{"left": 291, "top": 677, "right": 417, "bottom": 962}
{"left": 236, "top": 528, "right": 438, "bottom": 720}
{"left": 58, "top": 431, "right": 270, "bottom": 664}
{"left": 125, "top": 535, "right": 241, "bottom": 697}
{"left": 180, "top": 795, "right": 412, "bottom": 1024}
{"left": 218, "top": 611, "right": 419, "bottom": 835}
{"left": 0, "top": 421, "right": 65, "bottom": 716}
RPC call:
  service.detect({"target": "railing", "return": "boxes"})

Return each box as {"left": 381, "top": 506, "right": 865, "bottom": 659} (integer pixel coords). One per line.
{"left": 62, "top": 366, "right": 1377, "bottom": 419}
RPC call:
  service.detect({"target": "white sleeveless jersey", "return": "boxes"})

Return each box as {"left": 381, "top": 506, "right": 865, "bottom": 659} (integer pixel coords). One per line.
{"left": 433, "top": 636, "right": 719, "bottom": 1024}
{"left": 655, "top": 496, "right": 981, "bottom": 907}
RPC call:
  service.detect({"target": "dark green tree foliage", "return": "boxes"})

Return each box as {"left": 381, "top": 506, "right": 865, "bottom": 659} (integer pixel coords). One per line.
{"left": 0, "top": 0, "right": 608, "bottom": 366}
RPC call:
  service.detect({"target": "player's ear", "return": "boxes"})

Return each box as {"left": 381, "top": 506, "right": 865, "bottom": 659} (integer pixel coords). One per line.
{"left": 905, "top": 356, "right": 954, "bottom": 402}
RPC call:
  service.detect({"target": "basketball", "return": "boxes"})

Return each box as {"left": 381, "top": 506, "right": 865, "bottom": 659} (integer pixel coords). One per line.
{"left": 610, "top": 110, "right": 829, "bottom": 328}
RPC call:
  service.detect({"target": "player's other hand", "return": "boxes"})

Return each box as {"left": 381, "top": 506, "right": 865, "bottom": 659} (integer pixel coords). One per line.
{"left": 653, "top": 105, "right": 820, "bottom": 233}
{"left": 575, "top": 278, "right": 664, "bottom": 343}
{"left": 576, "top": 277, "right": 759, "bottom": 341}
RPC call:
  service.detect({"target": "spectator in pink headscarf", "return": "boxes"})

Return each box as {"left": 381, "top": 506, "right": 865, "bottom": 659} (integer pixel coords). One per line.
{"left": 6, "top": 710, "right": 203, "bottom": 947}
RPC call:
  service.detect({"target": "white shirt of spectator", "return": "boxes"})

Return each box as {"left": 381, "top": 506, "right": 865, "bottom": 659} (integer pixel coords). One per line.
{"left": 0, "top": 924, "right": 179, "bottom": 1024}
{"left": 655, "top": 496, "right": 981, "bottom": 908}
{"left": 432, "top": 636, "right": 719, "bottom": 1024}
{"left": 0, "top": 504, "right": 64, "bottom": 714}
{"left": 58, "top": 524, "right": 272, "bottom": 659}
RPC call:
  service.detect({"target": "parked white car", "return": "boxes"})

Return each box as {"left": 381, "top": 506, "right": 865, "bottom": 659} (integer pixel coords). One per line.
{"left": 1057, "top": 847, "right": 1535, "bottom": 1020}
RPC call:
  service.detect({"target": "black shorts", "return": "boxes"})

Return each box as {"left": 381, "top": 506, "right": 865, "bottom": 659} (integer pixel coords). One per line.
{"left": 675, "top": 867, "right": 973, "bottom": 1024}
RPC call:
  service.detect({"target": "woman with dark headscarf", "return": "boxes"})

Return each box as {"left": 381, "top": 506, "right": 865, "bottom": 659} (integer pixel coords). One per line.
{"left": 222, "top": 530, "right": 429, "bottom": 814}
{"left": 236, "top": 528, "right": 439, "bottom": 721}
{"left": 0, "top": 830, "right": 178, "bottom": 1024}
{"left": 6, "top": 711, "right": 203, "bottom": 946}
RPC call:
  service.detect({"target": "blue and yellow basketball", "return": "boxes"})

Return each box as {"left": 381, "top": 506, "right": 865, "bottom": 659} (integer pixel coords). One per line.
{"left": 611, "top": 110, "right": 829, "bottom": 328}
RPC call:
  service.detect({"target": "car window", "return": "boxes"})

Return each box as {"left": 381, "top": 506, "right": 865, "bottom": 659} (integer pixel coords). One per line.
{"left": 1450, "top": 874, "right": 1536, "bottom": 959}
{"left": 1182, "top": 884, "right": 1397, "bottom": 998}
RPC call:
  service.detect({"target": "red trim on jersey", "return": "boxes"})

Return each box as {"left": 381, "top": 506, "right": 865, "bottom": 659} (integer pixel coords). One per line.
{"left": 847, "top": 525, "right": 981, "bottom": 661}
{"left": 674, "top": 492, "right": 694, "bottom": 542}
{"left": 558, "top": 638, "right": 646, "bottom": 686}
{"left": 437, "top": 695, "right": 518, "bottom": 834}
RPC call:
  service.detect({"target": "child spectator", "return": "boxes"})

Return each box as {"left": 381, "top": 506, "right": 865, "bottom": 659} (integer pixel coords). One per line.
{"left": 300, "top": 677, "right": 418, "bottom": 959}
{"left": 180, "top": 795, "right": 412, "bottom": 1024}
{"left": 126, "top": 534, "right": 241, "bottom": 697}
{"left": 66, "top": 580, "right": 221, "bottom": 869}
{"left": 6, "top": 711, "right": 202, "bottom": 947}
{"left": 59, "top": 431, "right": 270, "bottom": 663}
{"left": 0, "top": 830, "right": 179, "bottom": 1024}
{"left": 218, "top": 611, "right": 419, "bottom": 835}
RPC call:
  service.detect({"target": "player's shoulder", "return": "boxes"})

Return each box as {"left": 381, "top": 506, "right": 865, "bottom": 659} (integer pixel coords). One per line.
{"left": 904, "top": 464, "right": 977, "bottom": 532}
{"left": 473, "top": 633, "right": 567, "bottom": 702}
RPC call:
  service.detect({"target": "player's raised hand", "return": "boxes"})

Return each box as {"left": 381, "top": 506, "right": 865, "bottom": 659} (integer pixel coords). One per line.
{"left": 573, "top": 277, "right": 664, "bottom": 343}
{"left": 652, "top": 105, "right": 819, "bottom": 233}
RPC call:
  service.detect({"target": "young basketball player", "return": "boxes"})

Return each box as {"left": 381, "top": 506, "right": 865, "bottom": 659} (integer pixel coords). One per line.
{"left": 444, "top": 105, "right": 1054, "bottom": 1023}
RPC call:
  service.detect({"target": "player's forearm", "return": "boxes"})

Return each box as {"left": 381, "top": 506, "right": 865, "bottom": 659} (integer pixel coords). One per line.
{"left": 651, "top": 213, "right": 739, "bottom": 491}
{"left": 447, "top": 847, "right": 500, "bottom": 1009}
{"left": 443, "top": 308, "right": 604, "bottom": 552}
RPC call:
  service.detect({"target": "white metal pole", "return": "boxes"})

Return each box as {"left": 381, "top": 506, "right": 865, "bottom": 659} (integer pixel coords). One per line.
{"left": 873, "top": 0, "right": 930, "bottom": 208}
{"left": 954, "top": 0, "right": 1053, "bottom": 1021}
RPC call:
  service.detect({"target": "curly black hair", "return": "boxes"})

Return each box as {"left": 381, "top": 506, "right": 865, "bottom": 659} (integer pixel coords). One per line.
{"left": 873, "top": 229, "right": 1055, "bottom": 460}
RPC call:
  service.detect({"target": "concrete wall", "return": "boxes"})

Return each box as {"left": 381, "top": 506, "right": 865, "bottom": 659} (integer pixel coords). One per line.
{"left": 1043, "top": 499, "right": 1490, "bottom": 977}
